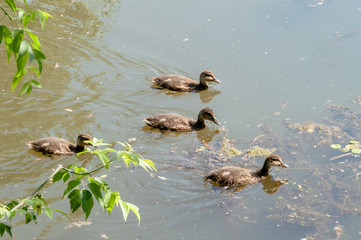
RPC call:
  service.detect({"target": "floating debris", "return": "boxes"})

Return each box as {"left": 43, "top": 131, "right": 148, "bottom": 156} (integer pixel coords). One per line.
{"left": 218, "top": 138, "right": 241, "bottom": 158}
{"left": 247, "top": 145, "right": 276, "bottom": 157}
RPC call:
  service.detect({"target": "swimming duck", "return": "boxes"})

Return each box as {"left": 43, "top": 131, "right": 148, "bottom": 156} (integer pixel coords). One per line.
{"left": 152, "top": 70, "right": 221, "bottom": 92}
{"left": 26, "top": 133, "right": 92, "bottom": 155}
{"left": 204, "top": 154, "right": 288, "bottom": 187}
{"left": 143, "top": 107, "right": 220, "bottom": 131}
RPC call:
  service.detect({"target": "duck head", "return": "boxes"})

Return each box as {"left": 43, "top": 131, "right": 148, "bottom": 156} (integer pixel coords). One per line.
{"left": 265, "top": 154, "right": 289, "bottom": 168}
{"left": 199, "top": 107, "right": 220, "bottom": 125}
{"left": 199, "top": 70, "right": 221, "bottom": 85}
{"left": 77, "top": 134, "right": 93, "bottom": 147}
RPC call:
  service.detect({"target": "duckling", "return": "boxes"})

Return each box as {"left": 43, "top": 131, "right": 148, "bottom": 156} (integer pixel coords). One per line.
{"left": 26, "top": 133, "right": 92, "bottom": 155}
{"left": 204, "top": 154, "right": 288, "bottom": 187}
{"left": 152, "top": 70, "right": 221, "bottom": 92}
{"left": 143, "top": 107, "right": 220, "bottom": 131}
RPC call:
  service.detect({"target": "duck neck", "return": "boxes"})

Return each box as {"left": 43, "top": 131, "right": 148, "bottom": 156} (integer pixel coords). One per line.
{"left": 193, "top": 115, "right": 206, "bottom": 130}
{"left": 198, "top": 80, "right": 209, "bottom": 90}
{"left": 256, "top": 161, "right": 270, "bottom": 177}
{"left": 70, "top": 144, "right": 85, "bottom": 153}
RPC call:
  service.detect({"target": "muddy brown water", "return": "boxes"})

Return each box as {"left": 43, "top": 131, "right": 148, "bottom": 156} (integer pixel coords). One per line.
{"left": 1, "top": 0, "right": 361, "bottom": 239}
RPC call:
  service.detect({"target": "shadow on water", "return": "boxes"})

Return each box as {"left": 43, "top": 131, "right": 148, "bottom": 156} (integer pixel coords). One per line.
{"left": 150, "top": 84, "right": 221, "bottom": 103}
{"left": 141, "top": 124, "right": 220, "bottom": 143}
{"left": 205, "top": 173, "right": 288, "bottom": 194}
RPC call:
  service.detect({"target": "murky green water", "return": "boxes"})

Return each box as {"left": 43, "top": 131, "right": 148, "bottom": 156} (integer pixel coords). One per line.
{"left": 1, "top": 0, "right": 361, "bottom": 239}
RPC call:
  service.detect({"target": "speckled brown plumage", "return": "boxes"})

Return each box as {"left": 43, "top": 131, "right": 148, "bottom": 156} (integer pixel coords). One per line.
{"left": 143, "top": 107, "right": 220, "bottom": 131}
{"left": 26, "top": 133, "right": 92, "bottom": 155}
{"left": 204, "top": 154, "right": 288, "bottom": 187}
{"left": 152, "top": 70, "right": 221, "bottom": 92}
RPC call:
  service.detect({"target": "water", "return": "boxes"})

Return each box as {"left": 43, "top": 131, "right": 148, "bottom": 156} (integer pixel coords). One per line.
{"left": 1, "top": 0, "right": 361, "bottom": 239}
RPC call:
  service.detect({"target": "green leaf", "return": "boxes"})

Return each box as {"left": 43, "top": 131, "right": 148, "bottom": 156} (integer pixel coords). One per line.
{"left": 29, "top": 80, "right": 42, "bottom": 88}
{"left": 25, "top": 212, "right": 32, "bottom": 224}
{"left": 92, "top": 177, "right": 111, "bottom": 191}
{"left": 341, "top": 148, "right": 349, "bottom": 152}
{"left": 104, "top": 191, "right": 119, "bottom": 215}
{"left": 121, "top": 153, "right": 132, "bottom": 168}
{"left": 18, "top": 8, "right": 25, "bottom": 20}
{"left": 52, "top": 208, "right": 67, "bottom": 216}
{"left": 88, "top": 183, "right": 104, "bottom": 209}
{"left": 74, "top": 166, "right": 86, "bottom": 173}
{"left": 21, "top": 13, "right": 31, "bottom": 28}
{"left": 6, "top": 200, "right": 19, "bottom": 210}
{"left": 35, "top": 10, "right": 53, "bottom": 28}
{"left": 44, "top": 207, "right": 53, "bottom": 220}
{"left": 349, "top": 140, "right": 359, "bottom": 144}
{"left": 19, "top": 82, "right": 30, "bottom": 96}
{"left": 52, "top": 170, "right": 65, "bottom": 183}
{"left": 351, "top": 149, "right": 361, "bottom": 154}
{"left": 4, "top": 224, "right": 12, "bottom": 238}
{"left": 7, "top": 210, "right": 15, "bottom": 221}
{"left": 28, "top": 66, "right": 40, "bottom": 77}
{"left": 139, "top": 159, "right": 157, "bottom": 172}
{"left": 16, "top": 50, "right": 28, "bottom": 72}
{"left": 18, "top": 41, "right": 30, "bottom": 67}
{"left": 12, "top": 69, "right": 26, "bottom": 91}
{"left": 27, "top": 30, "right": 41, "bottom": 50}
{"left": 6, "top": 44, "right": 12, "bottom": 62}
{"left": 68, "top": 189, "right": 81, "bottom": 213}
{"left": 119, "top": 200, "right": 129, "bottom": 222}
{"left": 0, "top": 204, "right": 10, "bottom": 218}
{"left": 126, "top": 202, "right": 140, "bottom": 225}
{"left": 63, "top": 172, "right": 70, "bottom": 182}
{"left": 12, "top": 29, "right": 25, "bottom": 54}
{"left": 2, "top": 26, "right": 12, "bottom": 45}
{"left": 0, "top": 26, "right": 3, "bottom": 45}
{"left": 125, "top": 151, "right": 140, "bottom": 164}
{"left": 0, "top": 223, "right": 5, "bottom": 237}
{"left": 30, "top": 211, "right": 37, "bottom": 224}
{"left": 5, "top": 0, "right": 16, "bottom": 13}
{"left": 63, "top": 180, "right": 81, "bottom": 199}
{"left": 330, "top": 144, "right": 341, "bottom": 149}
{"left": 81, "top": 190, "right": 93, "bottom": 220}
{"left": 32, "top": 48, "right": 45, "bottom": 73}
{"left": 95, "top": 150, "right": 110, "bottom": 169}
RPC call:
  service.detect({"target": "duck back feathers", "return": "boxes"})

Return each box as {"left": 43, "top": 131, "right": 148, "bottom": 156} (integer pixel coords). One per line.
{"left": 152, "top": 70, "right": 220, "bottom": 92}
{"left": 27, "top": 134, "right": 92, "bottom": 155}
{"left": 204, "top": 154, "right": 288, "bottom": 187}
{"left": 143, "top": 107, "right": 220, "bottom": 132}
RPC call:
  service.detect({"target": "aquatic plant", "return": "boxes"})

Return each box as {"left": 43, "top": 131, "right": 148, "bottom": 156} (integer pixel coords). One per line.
{"left": 0, "top": 0, "right": 51, "bottom": 95}
{"left": 0, "top": 138, "right": 156, "bottom": 238}
{"left": 331, "top": 140, "right": 361, "bottom": 154}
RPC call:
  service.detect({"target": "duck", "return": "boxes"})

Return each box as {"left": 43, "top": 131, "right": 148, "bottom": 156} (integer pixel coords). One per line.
{"left": 143, "top": 107, "right": 220, "bottom": 131}
{"left": 152, "top": 70, "right": 221, "bottom": 92}
{"left": 26, "top": 133, "right": 92, "bottom": 155}
{"left": 204, "top": 154, "right": 288, "bottom": 187}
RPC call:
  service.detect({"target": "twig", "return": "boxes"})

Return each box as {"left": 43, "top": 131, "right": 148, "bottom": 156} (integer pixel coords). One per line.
{"left": 329, "top": 152, "right": 352, "bottom": 161}
{"left": 10, "top": 165, "right": 63, "bottom": 213}
{"left": 249, "top": 134, "right": 264, "bottom": 148}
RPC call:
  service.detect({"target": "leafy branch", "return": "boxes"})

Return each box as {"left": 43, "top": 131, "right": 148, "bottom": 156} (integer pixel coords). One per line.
{"left": 0, "top": 138, "right": 156, "bottom": 238}
{"left": 0, "top": 0, "right": 52, "bottom": 95}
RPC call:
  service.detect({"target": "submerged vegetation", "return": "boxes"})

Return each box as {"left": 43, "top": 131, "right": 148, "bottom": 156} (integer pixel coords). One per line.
{"left": 189, "top": 98, "right": 361, "bottom": 240}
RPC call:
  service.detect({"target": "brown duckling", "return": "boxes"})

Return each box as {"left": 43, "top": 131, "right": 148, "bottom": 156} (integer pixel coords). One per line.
{"left": 204, "top": 154, "right": 288, "bottom": 187}
{"left": 27, "top": 133, "right": 92, "bottom": 155}
{"left": 152, "top": 70, "right": 221, "bottom": 92}
{"left": 143, "top": 107, "right": 220, "bottom": 132}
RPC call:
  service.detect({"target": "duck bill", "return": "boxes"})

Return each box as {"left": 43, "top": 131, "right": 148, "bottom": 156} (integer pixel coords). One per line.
{"left": 213, "top": 78, "right": 221, "bottom": 84}
{"left": 212, "top": 117, "right": 220, "bottom": 125}
{"left": 280, "top": 162, "right": 289, "bottom": 168}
